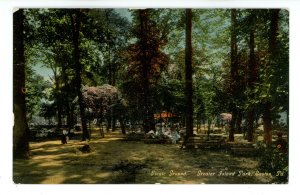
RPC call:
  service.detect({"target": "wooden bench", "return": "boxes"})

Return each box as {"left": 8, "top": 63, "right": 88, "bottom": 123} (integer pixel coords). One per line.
{"left": 227, "top": 142, "right": 257, "bottom": 156}
{"left": 184, "top": 135, "right": 226, "bottom": 149}
{"left": 125, "top": 132, "right": 145, "bottom": 141}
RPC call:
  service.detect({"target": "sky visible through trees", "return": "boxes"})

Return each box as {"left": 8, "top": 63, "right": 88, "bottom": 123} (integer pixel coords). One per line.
{"left": 18, "top": 7, "right": 289, "bottom": 147}
{"left": 13, "top": 8, "right": 289, "bottom": 184}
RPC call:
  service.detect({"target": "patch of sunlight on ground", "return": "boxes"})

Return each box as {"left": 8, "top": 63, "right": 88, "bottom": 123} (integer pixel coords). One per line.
{"left": 36, "top": 160, "right": 64, "bottom": 167}
{"left": 41, "top": 174, "right": 65, "bottom": 184}
{"left": 13, "top": 132, "right": 274, "bottom": 184}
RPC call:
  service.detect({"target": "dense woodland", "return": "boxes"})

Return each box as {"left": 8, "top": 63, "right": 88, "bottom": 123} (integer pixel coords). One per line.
{"left": 13, "top": 9, "right": 288, "bottom": 183}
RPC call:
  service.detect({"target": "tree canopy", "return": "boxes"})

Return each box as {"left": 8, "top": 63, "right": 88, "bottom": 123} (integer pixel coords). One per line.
{"left": 14, "top": 8, "right": 288, "bottom": 157}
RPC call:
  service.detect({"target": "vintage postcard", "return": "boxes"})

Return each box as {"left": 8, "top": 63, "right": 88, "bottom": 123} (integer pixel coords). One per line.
{"left": 12, "top": 8, "right": 289, "bottom": 184}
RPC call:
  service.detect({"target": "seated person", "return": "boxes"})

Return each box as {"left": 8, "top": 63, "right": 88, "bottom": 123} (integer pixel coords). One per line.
{"left": 275, "top": 132, "right": 287, "bottom": 152}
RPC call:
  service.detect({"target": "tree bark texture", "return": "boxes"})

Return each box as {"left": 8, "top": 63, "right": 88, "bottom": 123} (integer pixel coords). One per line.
{"left": 70, "top": 10, "right": 90, "bottom": 140}
{"left": 263, "top": 9, "right": 280, "bottom": 145}
{"left": 13, "top": 9, "right": 30, "bottom": 158}
{"left": 185, "top": 9, "right": 194, "bottom": 139}
{"left": 229, "top": 9, "right": 238, "bottom": 142}
{"left": 61, "top": 65, "right": 72, "bottom": 131}
{"left": 247, "top": 23, "right": 257, "bottom": 142}
{"left": 138, "top": 9, "right": 155, "bottom": 133}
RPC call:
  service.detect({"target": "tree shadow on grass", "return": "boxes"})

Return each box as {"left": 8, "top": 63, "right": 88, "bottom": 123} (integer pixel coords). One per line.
{"left": 13, "top": 134, "right": 274, "bottom": 184}
{"left": 177, "top": 149, "right": 272, "bottom": 184}
{"left": 14, "top": 138, "right": 135, "bottom": 184}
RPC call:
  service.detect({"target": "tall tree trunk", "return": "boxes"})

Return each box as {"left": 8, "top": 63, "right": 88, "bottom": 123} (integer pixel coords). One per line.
{"left": 106, "top": 117, "right": 111, "bottom": 132}
{"left": 65, "top": 96, "right": 71, "bottom": 133}
{"left": 70, "top": 10, "right": 89, "bottom": 140}
{"left": 139, "top": 9, "right": 153, "bottom": 133}
{"left": 120, "top": 119, "right": 126, "bottom": 135}
{"left": 111, "top": 116, "right": 116, "bottom": 132}
{"left": 54, "top": 77, "right": 62, "bottom": 129}
{"left": 185, "top": 9, "right": 193, "bottom": 139}
{"left": 229, "top": 109, "right": 236, "bottom": 141}
{"left": 263, "top": 9, "right": 280, "bottom": 145}
{"left": 49, "top": 64, "right": 62, "bottom": 129}
{"left": 207, "top": 119, "right": 211, "bottom": 139}
{"left": 229, "top": 9, "right": 238, "bottom": 142}
{"left": 13, "top": 9, "right": 30, "bottom": 158}
{"left": 235, "top": 109, "right": 242, "bottom": 133}
{"left": 70, "top": 103, "right": 75, "bottom": 129}
{"left": 247, "top": 22, "right": 257, "bottom": 142}
{"left": 105, "top": 10, "right": 113, "bottom": 86}
{"left": 105, "top": 11, "right": 117, "bottom": 132}
{"left": 61, "top": 64, "right": 72, "bottom": 132}
{"left": 198, "top": 118, "right": 202, "bottom": 132}
{"left": 196, "top": 118, "right": 199, "bottom": 133}
{"left": 263, "top": 102, "right": 272, "bottom": 144}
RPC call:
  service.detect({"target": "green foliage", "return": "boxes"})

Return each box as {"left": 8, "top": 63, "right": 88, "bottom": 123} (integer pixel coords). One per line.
{"left": 39, "top": 102, "right": 56, "bottom": 119}
{"left": 221, "top": 9, "right": 289, "bottom": 127}
{"left": 23, "top": 8, "right": 288, "bottom": 143}
{"left": 25, "top": 66, "right": 51, "bottom": 120}
{"left": 153, "top": 76, "right": 185, "bottom": 116}
{"left": 127, "top": 9, "right": 169, "bottom": 85}
{"left": 123, "top": 9, "right": 171, "bottom": 131}
{"left": 257, "top": 142, "right": 288, "bottom": 183}
{"left": 86, "top": 9, "right": 131, "bottom": 86}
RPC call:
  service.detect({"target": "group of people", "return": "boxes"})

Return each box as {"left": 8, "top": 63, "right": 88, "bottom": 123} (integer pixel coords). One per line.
{"left": 150, "top": 122, "right": 181, "bottom": 144}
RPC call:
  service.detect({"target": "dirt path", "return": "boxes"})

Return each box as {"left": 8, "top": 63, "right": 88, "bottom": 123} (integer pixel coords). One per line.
{"left": 13, "top": 132, "right": 274, "bottom": 184}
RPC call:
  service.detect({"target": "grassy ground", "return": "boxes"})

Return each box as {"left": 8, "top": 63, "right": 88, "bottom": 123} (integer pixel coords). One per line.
{"left": 13, "top": 131, "right": 275, "bottom": 184}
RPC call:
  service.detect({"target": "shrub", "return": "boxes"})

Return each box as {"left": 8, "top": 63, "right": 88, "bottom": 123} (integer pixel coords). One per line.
{"left": 257, "top": 142, "right": 288, "bottom": 183}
